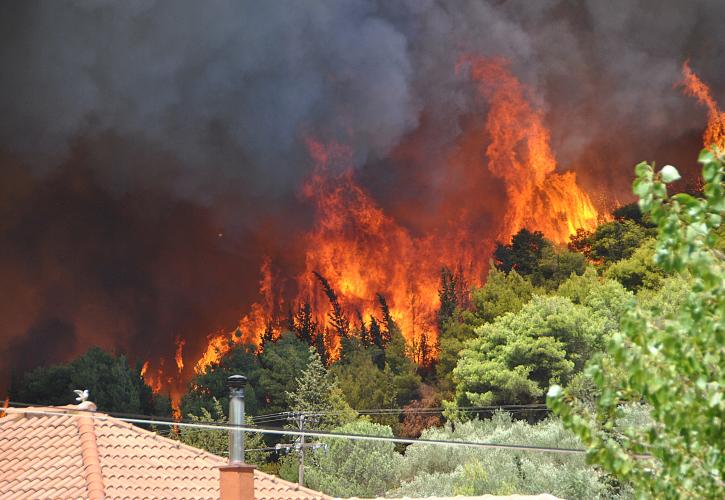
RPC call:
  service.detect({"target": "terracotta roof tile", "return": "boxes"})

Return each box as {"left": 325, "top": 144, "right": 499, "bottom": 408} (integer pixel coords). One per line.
{"left": 0, "top": 407, "right": 331, "bottom": 500}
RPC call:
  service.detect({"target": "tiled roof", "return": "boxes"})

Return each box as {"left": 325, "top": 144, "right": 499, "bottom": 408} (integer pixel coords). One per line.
{"left": 0, "top": 407, "right": 331, "bottom": 500}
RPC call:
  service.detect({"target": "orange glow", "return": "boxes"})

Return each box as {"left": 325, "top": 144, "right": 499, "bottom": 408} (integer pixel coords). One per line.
{"left": 681, "top": 61, "right": 725, "bottom": 151}
{"left": 1, "top": 397, "right": 8, "bottom": 418}
{"left": 141, "top": 361, "right": 164, "bottom": 394}
{"left": 172, "top": 400, "right": 181, "bottom": 422}
{"left": 174, "top": 337, "right": 185, "bottom": 374}
{"left": 457, "top": 56, "right": 600, "bottom": 244}
{"left": 193, "top": 257, "right": 278, "bottom": 374}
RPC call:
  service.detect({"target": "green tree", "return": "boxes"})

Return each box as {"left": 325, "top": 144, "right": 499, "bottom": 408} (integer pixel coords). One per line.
{"left": 604, "top": 238, "right": 668, "bottom": 291}
{"left": 257, "top": 332, "right": 312, "bottom": 415}
{"left": 557, "top": 268, "right": 635, "bottom": 334}
{"left": 304, "top": 420, "right": 402, "bottom": 497}
{"left": 384, "top": 323, "right": 422, "bottom": 405}
{"left": 180, "top": 332, "right": 309, "bottom": 419}
{"left": 587, "top": 220, "right": 648, "bottom": 265}
{"left": 612, "top": 201, "right": 655, "bottom": 227}
{"left": 333, "top": 349, "right": 398, "bottom": 428}
{"left": 549, "top": 150, "right": 725, "bottom": 498}
{"left": 314, "top": 271, "right": 350, "bottom": 339}
{"left": 11, "top": 347, "right": 157, "bottom": 414}
{"left": 467, "top": 266, "right": 537, "bottom": 324}
{"left": 435, "top": 321, "right": 477, "bottom": 397}
{"left": 531, "top": 244, "right": 586, "bottom": 289}
{"left": 493, "top": 228, "right": 548, "bottom": 275}
{"left": 453, "top": 296, "right": 611, "bottom": 407}
{"left": 437, "top": 265, "right": 470, "bottom": 330}
{"left": 176, "top": 397, "right": 268, "bottom": 466}
{"left": 286, "top": 347, "right": 357, "bottom": 429}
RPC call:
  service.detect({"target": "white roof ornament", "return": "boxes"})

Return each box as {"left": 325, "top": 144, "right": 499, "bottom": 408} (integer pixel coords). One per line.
{"left": 73, "top": 389, "right": 97, "bottom": 412}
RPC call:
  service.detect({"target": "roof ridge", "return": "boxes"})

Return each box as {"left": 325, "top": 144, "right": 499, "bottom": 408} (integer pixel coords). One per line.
{"left": 76, "top": 414, "right": 105, "bottom": 500}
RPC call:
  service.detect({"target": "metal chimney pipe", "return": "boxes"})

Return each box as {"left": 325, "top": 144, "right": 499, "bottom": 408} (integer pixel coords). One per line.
{"left": 227, "top": 374, "right": 247, "bottom": 463}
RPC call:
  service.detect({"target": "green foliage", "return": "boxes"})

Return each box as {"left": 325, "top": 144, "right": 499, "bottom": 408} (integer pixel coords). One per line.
{"left": 435, "top": 321, "right": 476, "bottom": 397}
{"left": 494, "top": 228, "right": 548, "bottom": 275}
{"left": 612, "top": 201, "right": 654, "bottom": 227}
{"left": 385, "top": 325, "right": 422, "bottom": 405}
{"left": 531, "top": 244, "right": 587, "bottom": 289}
{"left": 634, "top": 274, "right": 691, "bottom": 318}
{"left": 604, "top": 238, "right": 668, "bottom": 291}
{"left": 493, "top": 230, "right": 586, "bottom": 291}
{"left": 305, "top": 420, "right": 402, "bottom": 497}
{"left": 393, "top": 413, "right": 621, "bottom": 499}
{"left": 286, "top": 347, "right": 357, "bottom": 429}
{"left": 587, "top": 220, "right": 649, "bottom": 265}
{"left": 175, "top": 397, "right": 268, "bottom": 466}
{"left": 257, "top": 332, "right": 312, "bottom": 415}
{"left": 467, "top": 266, "right": 537, "bottom": 324}
{"left": 181, "top": 332, "right": 310, "bottom": 419}
{"left": 11, "top": 347, "right": 160, "bottom": 414}
{"left": 437, "top": 266, "right": 470, "bottom": 330}
{"left": 549, "top": 150, "right": 725, "bottom": 498}
{"left": 453, "top": 295, "right": 613, "bottom": 407}
{"left": 333, "top": 350, "right": 398, "bottom": 416}
{"left": 557, "top": 269, "right": 635, "bottom": 333}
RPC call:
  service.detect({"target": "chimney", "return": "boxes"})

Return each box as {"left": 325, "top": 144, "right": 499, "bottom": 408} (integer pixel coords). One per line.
{"left": 219, "top": 374, "right": 255, "bottom": 500}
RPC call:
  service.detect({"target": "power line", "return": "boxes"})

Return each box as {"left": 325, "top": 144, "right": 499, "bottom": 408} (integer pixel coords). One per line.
{"left": 253, "top": 404, "right": 549, "bottom": 417}
{"left": 3, "top": 407, "right": 597, "bottom": 456}
{"left": 5, "top": 400, "right": 549, "bottom": 428}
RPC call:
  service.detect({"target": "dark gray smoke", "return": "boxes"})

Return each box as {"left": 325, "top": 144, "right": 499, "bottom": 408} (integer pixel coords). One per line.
{"left": 0, "top": 0, "right": 419, "bottom": 200}
{"left": 0, "top": 0, "right": 723, "bottom": 388}
{"left": 2, "top": 1, "right": 723, "bottom": 198}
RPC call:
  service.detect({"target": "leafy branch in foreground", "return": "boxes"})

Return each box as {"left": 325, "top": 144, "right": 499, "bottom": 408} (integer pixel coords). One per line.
{"left": 548, "top": 148, "right": 724, "bottom": 498}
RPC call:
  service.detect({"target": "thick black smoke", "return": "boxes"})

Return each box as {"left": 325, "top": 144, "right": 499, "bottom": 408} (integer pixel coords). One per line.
{"left": 1, "top": 0, "right": 723, "bottom": 388}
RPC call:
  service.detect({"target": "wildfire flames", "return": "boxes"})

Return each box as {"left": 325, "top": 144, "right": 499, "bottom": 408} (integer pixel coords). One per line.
{"left": 682, "top": 61, "right": 725, "bottom": 151}
{"left": 457, "top": 57, "right": 600, "bottom": 244}
{"left": 141, "top": 58, "right": 720, "bottom": 403}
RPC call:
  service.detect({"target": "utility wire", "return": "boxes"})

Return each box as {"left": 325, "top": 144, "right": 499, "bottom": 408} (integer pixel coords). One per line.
{"left": 3, "top": 406, "right": 600, "bottom": 456}
{"left": 6, "top": 400, "right": 548, "bottom": 427}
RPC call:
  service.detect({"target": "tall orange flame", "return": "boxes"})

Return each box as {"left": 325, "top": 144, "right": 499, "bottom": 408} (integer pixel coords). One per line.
{"left": 458, "top": 57, "right": 600, "bottom": 244}
{"left": 681, "top": 61, "right": 725, "bottom": 151}
{"left": 174, "top": 337, "right": 185, "bottom": 374}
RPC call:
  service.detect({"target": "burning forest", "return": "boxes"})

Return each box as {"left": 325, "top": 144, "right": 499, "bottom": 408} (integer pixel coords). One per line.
{"left": 1, "top": 1, "right": 723, "bottom": 407}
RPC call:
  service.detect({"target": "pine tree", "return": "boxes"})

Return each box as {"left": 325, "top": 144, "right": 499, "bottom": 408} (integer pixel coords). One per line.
{"left": 286, "top": 348, "right": 356, "bottom": 430}
{"left": 369, "top": 317, "right": 384, "bottom": 350}
{"left": 290, "top": 302, "right": 318, "bottom": 345}
{"left": 314, "top": 331, "right": 329, "bottom": 367}
{"left": 260, "top": 321, "right": 275, "bottom": 351}
{"left": 453, "top": 264, "right": 471, "bottom": 312}
{"left": 356, "top": 310, "right": 371, "bottom": 346}
{"left": 437, "top": 267, "right": 458, "bottom": 331}
{"left": 314, "top": 271, "right": 350, "bottom": 339}
{"left": 376, "top": 293, "right": 393, "bottom": 345}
